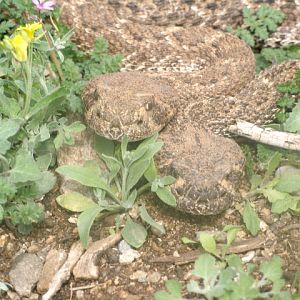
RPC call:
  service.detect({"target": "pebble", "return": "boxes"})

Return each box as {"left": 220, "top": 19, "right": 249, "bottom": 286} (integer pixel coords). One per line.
{"left": 107, "top": 286, "right": 117, "bottom": 295}
{"left": 75, "top": 290, "right": 85, "bottom": 299}
{"left": 9, "top": 253, "right": 43, "bottom": 297}
{"left": 118, "top": 240, "right": 132, "bottom": 253}
{"left": 106, "top": 248, "right": 119, "bottom": 263}
{"left": 259, "top": 220, "right": 269, "bottom": 232}
{"left": 0, "top": 233, "right": 9, "bottom": 249}
{"left": 173, "top": 250, "right": 180, "bottom": 257}
{"left": 118, "top": 241, "right": 140, "bottom": 264}
{"left": 242, "top": 250, "right": 256, "bottom": 263}
{"left": 27, "top": 244, "right": 39, "bottom": 254}
{"left": 130, "top": 270, "right": 148, "bottom": 283}
{"left": 147, "top": 271, "right": 161, "bottom": 283}
{"left": 37, "top": 249, "right": 67, "bottom": 293}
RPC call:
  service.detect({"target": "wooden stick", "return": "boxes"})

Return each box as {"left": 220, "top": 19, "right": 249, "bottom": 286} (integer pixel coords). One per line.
{"left": 229, "top": 120, "right": 300, "bottom": 151}
{"left": 149, "top": 237, "right": 265, "bottom": 265}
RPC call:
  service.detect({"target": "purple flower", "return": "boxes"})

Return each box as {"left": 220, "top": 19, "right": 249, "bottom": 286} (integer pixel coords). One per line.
{"left": 32, "top": 0, "right": 56, "bottom": 11}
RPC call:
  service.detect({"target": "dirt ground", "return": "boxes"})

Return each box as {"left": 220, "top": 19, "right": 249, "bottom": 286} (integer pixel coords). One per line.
{"left": 0, "top": 179, "right": 299, "bottom": 299}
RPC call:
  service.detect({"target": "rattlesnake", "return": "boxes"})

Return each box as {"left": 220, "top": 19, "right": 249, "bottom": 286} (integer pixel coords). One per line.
{"left": 57, "top": 0, "right": 300, "bottom": 215}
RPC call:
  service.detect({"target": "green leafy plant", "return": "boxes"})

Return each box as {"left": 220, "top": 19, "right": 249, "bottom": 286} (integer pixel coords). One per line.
{"left": 155, "top": 254, "right": 299, "bottom": 300}
{"left": 227, "top": 5, "right": 300, "bottom": 72}
{"left": 56, "top": 134, "right": 177, "bottom": 248}
{"left": 227, "top": 5, "right": 284, "bottom": 48}
{"left": 0, "top": 4, "right": 88, "bottom": 233}
{"left": 182, "top": 225, "right": 241, "bottom": 259}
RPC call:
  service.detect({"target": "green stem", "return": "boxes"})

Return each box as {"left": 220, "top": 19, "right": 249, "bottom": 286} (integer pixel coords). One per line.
{"left": 121, "top": 167, "right": 128, "bottom": 202}
{"left": 0, "top": 154, "right": 10, "bottom": 172}
{"left": 137, "top": 182, "right": 151, "bottom": 196}
{"left": 23, "top": 43, "right": 33, "bottom": 117}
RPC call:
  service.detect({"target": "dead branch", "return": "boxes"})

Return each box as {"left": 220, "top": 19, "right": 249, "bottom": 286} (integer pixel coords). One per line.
{"left": 72, "top": 232, "right": 122, "bottom": 280}
{"left": 149, "top": 237, "right": 265, "bottom": 265}
{"left": 42, "top": 241, "right": 84, "bottom": 300}
{"left": 229, "top": 120, "right": 300, "bottom": 151}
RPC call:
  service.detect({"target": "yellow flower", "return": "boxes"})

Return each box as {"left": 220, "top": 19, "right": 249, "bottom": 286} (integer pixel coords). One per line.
{"left": 17, "top": 22, "right": 43, "bottom": 42}
{"left": 8, "top": 35, "right": 28, "bottom": 62}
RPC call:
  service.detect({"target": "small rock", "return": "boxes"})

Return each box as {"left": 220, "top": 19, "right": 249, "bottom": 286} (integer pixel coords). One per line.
{"left": 45, "top": 236, "right": 55, "bottom": 245}
{"left": 150, "top": 221, "right": 165, "bottom": 237}
{"left": 130, "top": 270, "right": 148, "bottom": 283}
{"left": 29, "top": 293, "right": 39, "bottom": 300}
{"left": 118, "top": 290, "right": 128, "bottom": 299}
{"left": 106, "top": 248, "right": 119, "bottom": 263}
{"left": 68, "top": 216, "right": 77, "bottom": 224}
{"left": 37, "top": 249, "right": 67, "bottom": 293}
{"left": 259, "top": 220, "right": 269, "bottom": 232}
{"left": 107, "top": 286, "right": 117, "bottom": 295}
{"left": 119, "top": 249, "right": 140, "bottom": 264}
{"left": 0, "top": 233, "right": 9, "bottom": 249}
{"left": 6, "top": 290, "right": 20, "bottom": 300}
{"left": 27, "top": 244, "right": 39, "bottom": 254}
{"left": 9, "top": 253, "right": 43, "bottom": 297}
{"left": 183, "top": 270, "right": 193, "bottom": 281}
{"left": 75, "top": 290, "right": 85, "bottom": 299}
{"left": 173, "top": 251, "right": 180, "bottom": 257}
{"left": 147, "top": 271, "right": 161, "bottom": 283}
{"left": 118, "top": 240, "right": 132, "bottom": 253}
{"left": 242, "top": 250, "right": 256, "bottom": 263}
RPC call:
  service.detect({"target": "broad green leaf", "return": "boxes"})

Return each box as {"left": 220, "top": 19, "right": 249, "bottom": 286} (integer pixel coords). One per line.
{"left": 121, "top": 189, "right": 137, "bottom": 209}
{"left": 161, "top": 176, "right": 176, "bottom": 186}
{"left": 36, "top": 153, "right": 52, "bottom": 171}
{"left": 128, "top": 146, "right": 148, "bottom": 166}
{"left": 193, "top": 254, "right": 219, "bottom": 282}
{"left": 77, "top": 205, "right": 101, "bottom": 248}
{"left": 181, "top": 237, "right": 197, "bottom": 244}
{"left": 154, "top": 279, "right": 183, "bottom": 300}
{"left": 275, "top": 173, "right": 300, "bottom": 193}
{"left": 56, "top": 164, "right": 110, "bottom": 190}
{"left": 265, "top": 152, "right": 282, "bottom": 177}
{"left": 223, "top": 225, "right": 240, "bottom": 247}
{"left": 230, "top": 272, "right": 259, "bottom": 299}
{"left": 0, "top": 95, "right": 20, "bottom": 117}
{"left": 66, "top": 121, "right": 86, "bottom": 133}
{"left": 121, "top": 217, "right": 147, "bottom": 248}
{"left": 0, "top": 139, "right": 10, "bottom": 155}
{"left": 198, "top": 231, "right": 217, "bottom": 255}
{"left": 10, "top": 151, "right": 41, "bottom": 183}
{"left": 26, "top": 87, "right": 66, "bottom": 119}
{"left": 142, "top": 142, "right": 163, "bottom": 161}
{"left": 94, "top": 135, "right": 115, "bottom": 156}
{"left": 139, "top": 204, "right": 165, "bottom": 235}
{"left": 126, "top": 159, "right": 150, "bottom": 192}
{"left": 271, "top": 195, "right": 298, "bottom": 214}
{"left": 31, "top": 171, "right": 56, "bottom": 197}
{"left": 156, "top": 187, "right": 176, "bottom": 207}
{"left": 56, "top": 192, "right": 96, "bottom": 212}
{"left": 263, "top": 187, "right": 288, "bottom": 203}
{"left": 0, "top": 118, "right": 21, "bottom": 139}
{"left": 260, "top": 256, "right": 283, "bottom": 282}
{"left": 284, "top": 103, "right": 300, "bottom": 132}
{"left": 144, "top": 159, "right": 157, "bottom": 182}
{"left": 242, "top": 201, "right": 260, "bottom": 236}
{"left": 136, "top": 133, "right": 159, "bottom": 151}
{"left": 226, "top": 254, "right": 243, "bottom": 273}
{"left": 186, "top": 280, "right": 202, "bottom": 294}
{"left": 101, "top": 154, "right": 121, "bottom": 182}
{"left": 250, "top": 174, "right": 262, "bottom": 190}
